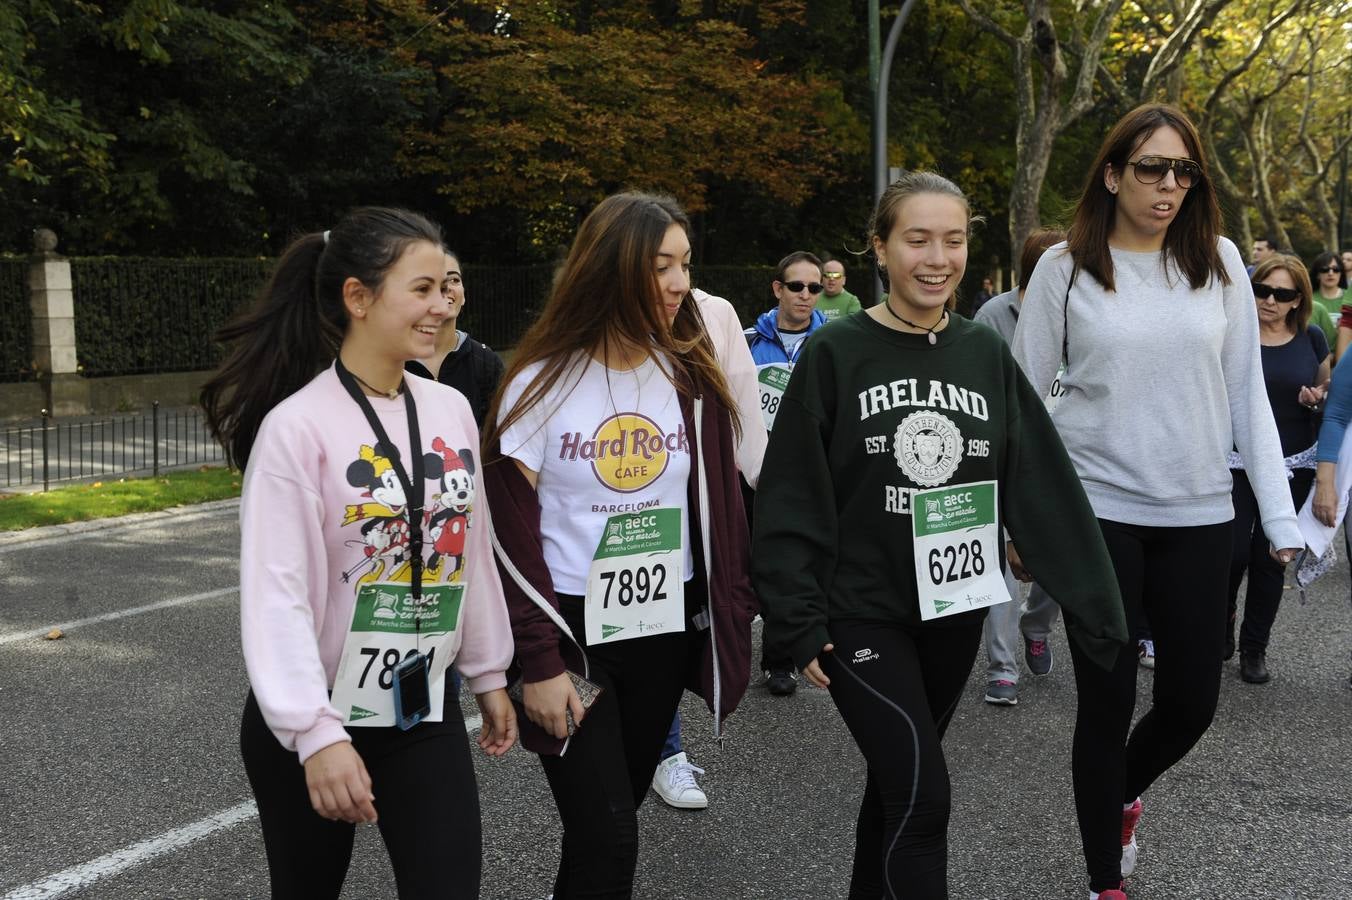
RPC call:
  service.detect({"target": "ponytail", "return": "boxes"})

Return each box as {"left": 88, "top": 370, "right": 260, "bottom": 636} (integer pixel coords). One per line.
{"left": 202, "top": 207, "right": 443, "bottom": 470}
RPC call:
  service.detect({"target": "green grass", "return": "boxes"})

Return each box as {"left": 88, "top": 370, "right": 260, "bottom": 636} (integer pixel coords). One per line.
{"left": 0, "top": 466, "right": 242, "bottom": 531}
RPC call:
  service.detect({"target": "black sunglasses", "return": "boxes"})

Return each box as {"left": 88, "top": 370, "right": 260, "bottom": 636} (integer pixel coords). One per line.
{"left": 779, "top": 280, "right": 825, "bottom": 295}
{"left": 1252, "top": 282, "right": 1300, "bottom": 304}
{"left": 1125, "top": 155, "right": 1203, "bottom": 188}
{"left": 1316, "top": 266, "right": 1342, "bottom": 274}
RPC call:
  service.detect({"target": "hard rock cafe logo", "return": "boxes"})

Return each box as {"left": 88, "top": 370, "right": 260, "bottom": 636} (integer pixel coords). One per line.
{"left": 894, "top": 411, "right": 963, "bottom": 487}
{"left": 558, "top": 412, "right": 688, "bottom": 493}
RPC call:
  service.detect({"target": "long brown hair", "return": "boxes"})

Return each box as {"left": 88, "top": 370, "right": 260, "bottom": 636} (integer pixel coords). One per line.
{"left": 483, "top": 192, "right": 739, "bottom": 455}
{"left": 201, "top": 207, "right": 443, "bottom": 470}
{"left": 1067, "top": 103, "right": 1228, "bottom": 292}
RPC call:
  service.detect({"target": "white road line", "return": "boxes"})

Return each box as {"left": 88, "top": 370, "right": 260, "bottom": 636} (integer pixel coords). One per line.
{"left": 1, "top": 801, "right": 258, "bottom": 900}
{"left": 0, "top": 586, "right": 238, "bottom": 646}
{"left": 2, "top": 715, "right": 485, "bottom": 899}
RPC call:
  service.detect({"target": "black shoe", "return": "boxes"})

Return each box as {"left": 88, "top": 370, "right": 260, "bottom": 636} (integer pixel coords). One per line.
{"left": 1240, "top": 650, "right": 1270, "bottom": 684}
{"left": 765, "top": 668, "right": 798, "bottom": 696}
{"left": 1224, "top": 615, "right": 1236, "bottom": 661}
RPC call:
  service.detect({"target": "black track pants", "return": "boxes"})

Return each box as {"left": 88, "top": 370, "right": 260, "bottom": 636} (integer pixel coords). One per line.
{"left": 538, "top": 592, "right": 697, "bottom": 899}
{"left": 1227, "top": 469, "right": 1311, "bottom": 653}
{"left": 240, "top": 686, "right": 481, "bottom": 899}
{"left": 1068, "top": 518, "right": 1231, "bottom": 892}
{"left": 823, "top": 619, "right": 984, "bottom": 900}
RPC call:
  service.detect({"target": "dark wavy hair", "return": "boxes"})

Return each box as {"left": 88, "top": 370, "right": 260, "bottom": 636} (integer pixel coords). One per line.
{"left": 483, "top": 192, "right": 739, "bottom": 455}
{"left": 201, "top": 207, "right": 443, "bottom": 470}
{"left": 1067, "top": 104, "right": 1228, "bottom": 293}
{"left": 1311, "top": 251, "right": 1347, "bottom": 292}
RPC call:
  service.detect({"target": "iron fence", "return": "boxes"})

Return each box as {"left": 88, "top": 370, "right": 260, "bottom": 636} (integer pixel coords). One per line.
{"left": 0, "top": 257, "right": 33, "bottom": 383}
{"left": 459, "top": 263, "right": 555, "bottom": 350}
{"left": 0, "top": 403, "right": 224, "bottom": 490}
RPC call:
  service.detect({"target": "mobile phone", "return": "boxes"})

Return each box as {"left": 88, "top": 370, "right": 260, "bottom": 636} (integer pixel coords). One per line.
{"left": 392, "top": 652, "right": 431, "bottom": 731}
{"left": 506, "top": 670, "right": 604, "bottom": 736}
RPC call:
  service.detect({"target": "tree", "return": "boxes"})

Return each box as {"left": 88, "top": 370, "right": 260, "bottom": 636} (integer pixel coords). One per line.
{"left": 955, "top": 0, "right": 1236, "bottom": 262}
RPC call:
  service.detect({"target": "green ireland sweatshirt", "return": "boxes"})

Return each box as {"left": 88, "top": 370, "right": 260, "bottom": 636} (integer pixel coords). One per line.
{"left": 753, "top": 310, "right": 1128, "bottom": 671}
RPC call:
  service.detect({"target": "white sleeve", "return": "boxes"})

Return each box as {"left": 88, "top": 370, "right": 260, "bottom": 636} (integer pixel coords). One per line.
{"left": 1011, "top": 247, "right": 1073, "bottom": 398}
{"left": 497, "top": 368, "right": 552, "bottom": 472}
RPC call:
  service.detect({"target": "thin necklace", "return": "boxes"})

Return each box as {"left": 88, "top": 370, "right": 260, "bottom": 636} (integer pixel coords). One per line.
{"left": 349, "top": 369, "right": 403, "bottom": 400}
{"left": 883, "top": 300, "right": 948, "bottom": 345}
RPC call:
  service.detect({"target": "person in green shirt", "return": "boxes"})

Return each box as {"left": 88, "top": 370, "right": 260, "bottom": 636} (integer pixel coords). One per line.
{"left": 816, "top": 257, "right": 863, "bottom": 321}
{"left": 753, "top": 171, "right": 1127, "bottom": 900}
{"left": 1310, "top": 251, "right": 1346, "bottom": 350}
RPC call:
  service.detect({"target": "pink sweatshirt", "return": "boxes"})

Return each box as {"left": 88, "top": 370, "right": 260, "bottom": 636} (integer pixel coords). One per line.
{"left": 240, "top": 365, "right": 513, "bottom": 762}
{"left": 693, "top": 289, "right": 767, "bottom": 487}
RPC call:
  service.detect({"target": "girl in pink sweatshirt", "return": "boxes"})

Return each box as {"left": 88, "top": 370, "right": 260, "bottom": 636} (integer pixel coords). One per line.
{"left": 202, "top": 207, "right": 515, "bottom": 899}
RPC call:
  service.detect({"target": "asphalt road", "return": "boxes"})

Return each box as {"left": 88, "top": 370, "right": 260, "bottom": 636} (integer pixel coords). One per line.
{"left": 0, "top": 503, "right": 1349, "bottom": 899}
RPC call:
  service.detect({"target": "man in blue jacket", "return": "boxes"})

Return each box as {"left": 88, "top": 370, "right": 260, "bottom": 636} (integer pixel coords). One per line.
{"left": 744, "top": 250, "right": 828, "bottom": 695}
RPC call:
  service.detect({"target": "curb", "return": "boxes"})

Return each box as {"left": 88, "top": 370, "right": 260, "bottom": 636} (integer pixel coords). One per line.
{"left": 0, "top": 497, "right": 241, "bottom": 547}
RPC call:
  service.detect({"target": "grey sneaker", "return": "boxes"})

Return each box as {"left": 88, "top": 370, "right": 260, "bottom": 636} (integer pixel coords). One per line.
{"left": 1024, "top": 635, "right": 1053, "bottom": 676}
{"left": 984, "top": 679, "right": 1018, "bottom": 705}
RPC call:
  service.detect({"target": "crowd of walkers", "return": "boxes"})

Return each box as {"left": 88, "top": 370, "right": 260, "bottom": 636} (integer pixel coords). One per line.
{"left": 202, "top": 102, "right": 1352, "bottom": 900}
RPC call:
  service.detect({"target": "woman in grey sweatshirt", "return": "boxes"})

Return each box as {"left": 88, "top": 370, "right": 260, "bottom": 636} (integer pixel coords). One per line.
{"left": 1011, "top": 104, "right": 1302, "bottom": 900}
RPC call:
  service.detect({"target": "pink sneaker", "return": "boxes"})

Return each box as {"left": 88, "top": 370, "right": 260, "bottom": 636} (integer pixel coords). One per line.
{"left": 1097, "top": 890, "right": 1128, "bottom": 900}
{"left": 1121, "top": 797, "right": 1143, "bottom": 877}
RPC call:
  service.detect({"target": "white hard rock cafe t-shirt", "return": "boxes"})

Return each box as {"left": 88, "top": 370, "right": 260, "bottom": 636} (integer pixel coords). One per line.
{"left": 498, "top": 354, "right": 695, "bottom": 596}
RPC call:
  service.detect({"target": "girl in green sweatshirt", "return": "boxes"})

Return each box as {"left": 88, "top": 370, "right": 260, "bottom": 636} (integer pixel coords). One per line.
{"left": 753, "top": 172, "right": 1128, "bottom": 900}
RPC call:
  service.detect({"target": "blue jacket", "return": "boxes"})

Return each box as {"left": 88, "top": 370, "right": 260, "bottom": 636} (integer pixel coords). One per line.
{"left": 744, "top": 308, "right": 828, "bottom": 366}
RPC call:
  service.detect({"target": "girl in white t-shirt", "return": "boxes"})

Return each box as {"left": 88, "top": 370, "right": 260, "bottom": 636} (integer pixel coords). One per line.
{"left": 482, "top": 192, "right": 757, "bottom": 899}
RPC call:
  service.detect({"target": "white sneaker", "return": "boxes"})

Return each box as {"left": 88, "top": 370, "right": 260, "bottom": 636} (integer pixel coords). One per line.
{"left": 651, "top": 751, "right": 707, "bottom": 809}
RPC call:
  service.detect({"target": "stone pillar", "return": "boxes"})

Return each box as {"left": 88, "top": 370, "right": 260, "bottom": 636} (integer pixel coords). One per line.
{"left": 30, "top": 228, "right": 89, "bottom": 415}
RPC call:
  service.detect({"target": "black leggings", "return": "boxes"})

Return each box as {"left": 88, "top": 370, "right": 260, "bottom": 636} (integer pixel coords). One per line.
{"left": 540, "top": 591, "right": 698, "bottom": 899}
{"left": 1068, "top": 518, "right": 1231, "bottom": 892}
{"left": 1227, "top": 468, "right": 1311, "bottom": 654}
{"left": 240, "top": 686, "right": 481, "bottom": 899}
{"left": 822, "top": 619, "right": 984, "bottom": 900}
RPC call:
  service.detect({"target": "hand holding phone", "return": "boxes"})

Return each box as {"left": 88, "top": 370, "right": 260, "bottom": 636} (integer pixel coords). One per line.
{"left": 509, "top": 671, "right": 603, "bottom": 740}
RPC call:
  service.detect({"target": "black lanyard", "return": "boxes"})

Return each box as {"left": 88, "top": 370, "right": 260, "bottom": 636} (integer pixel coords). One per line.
{"left": 334, "top": 358, "right": 425, "bottom": 603}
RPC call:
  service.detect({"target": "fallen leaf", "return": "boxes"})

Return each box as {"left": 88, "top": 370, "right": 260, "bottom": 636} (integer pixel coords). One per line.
{"left": 45, "top": 628, "right": 63, "bottom": 640}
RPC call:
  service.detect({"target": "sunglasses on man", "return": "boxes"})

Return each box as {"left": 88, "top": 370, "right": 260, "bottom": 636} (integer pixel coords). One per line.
{"left": 1315, "top": 266, "right": 1343, "bottom": 274}
{"left": 779, "top": 280, "right": 825, "bottom": 295}
{"left": 1124, "top": 155, "right": 1203, "bottom": 189}
{"left": 1251, "top": 282, "right": 1300, "bottom": 304}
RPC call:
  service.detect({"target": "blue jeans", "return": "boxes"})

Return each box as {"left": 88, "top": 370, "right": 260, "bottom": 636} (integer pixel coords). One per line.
{"left": 661, "top": 711, "right": 681, "bottom": 760}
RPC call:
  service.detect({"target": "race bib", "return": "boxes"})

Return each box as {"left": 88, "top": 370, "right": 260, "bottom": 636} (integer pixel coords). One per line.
{"left": 1046, "top": 364, "right": 1068, "bottom": 413}
{"left": 757, "top": 364, "right": 792, "bottom": 430}
{"left": 911, "top": 481, "right": 1010, "bottom": 620}
{"left": 584, "top": 507, "right": 685, "bottom": 644}
{"left": 330, "top": 582, "right": 464, "bottom": 726}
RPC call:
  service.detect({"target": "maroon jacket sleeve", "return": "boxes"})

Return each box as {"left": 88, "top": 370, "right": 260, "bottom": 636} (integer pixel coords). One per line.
{"left": 482, "top": 446, "right": 567, "bottom": 683}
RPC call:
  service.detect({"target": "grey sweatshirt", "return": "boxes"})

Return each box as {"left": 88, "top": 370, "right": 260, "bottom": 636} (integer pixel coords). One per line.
{"left": 1011, "top": 239, "right": 1301, "bottom": 549}
{"left": 974, "top": 289, "right": 1020, "bottom": 344}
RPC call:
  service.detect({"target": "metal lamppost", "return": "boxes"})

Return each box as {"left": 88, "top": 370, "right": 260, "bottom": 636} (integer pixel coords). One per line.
{"left": 870, "top": 0, "right": 920, "bottom": 304}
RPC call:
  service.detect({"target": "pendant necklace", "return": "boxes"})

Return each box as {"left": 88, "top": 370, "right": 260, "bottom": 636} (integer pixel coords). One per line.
{"left": 883, "top": 300, "right": 948, "bottom": 345}
{"left": 349, "top": 370, "right": 403, "bottom": 400}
